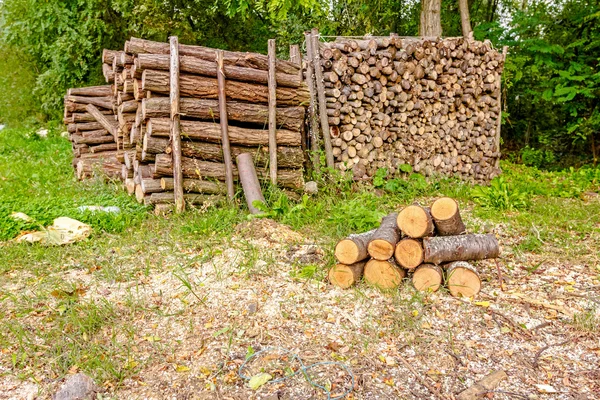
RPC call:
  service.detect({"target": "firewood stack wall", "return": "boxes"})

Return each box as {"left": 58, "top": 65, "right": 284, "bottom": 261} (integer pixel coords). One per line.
{"left": 317, "top": 36, "right": 506, "bottom": 183}
{"left": 65, "top": 37, "right": 309, "bottom": 208}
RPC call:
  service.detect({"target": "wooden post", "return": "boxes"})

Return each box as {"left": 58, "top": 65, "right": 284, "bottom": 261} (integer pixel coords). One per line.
{"left": 169, "top": 36, "right": 185, "bottom": 213}
{"left": 216, "top": 50, "right": 235, "bottom": 201}
{"left": 304, "top": 31, "right": 321, "bottom": 174}
{"left": 267, "top": 39, "right": 278, "bottom": 185}
{"left": 311, "top": 28, "right": 334, "bottom": 170}
{"left": 495, "top": 46, "right": 508, "bottom": 170}
{"left": 290, "top": 44, "right": 308, "bottom": 172}
{"left": 289, "top": 45, "right": 300, "bottom": 65}
{"left": 236, "top": 153, "right": 266, "bottom": 214}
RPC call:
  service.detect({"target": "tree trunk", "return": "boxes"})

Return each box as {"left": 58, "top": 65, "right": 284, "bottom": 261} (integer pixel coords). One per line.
{"left": 170, "top": 36, "right": 185, "bottom": 213}
{"left": 364, "top": 259, "right": 406, "bottom": 290}
{"left": 147, "top": 118, "right": 301, "bottom": 147}
{"left": 68, "top": 85, "right": 113, "bottom": 97}
{"left": 430, "top": 197, "right": 466, "bottom": 236}
{"left": 143, "top": 192, "right": 222, "bottom": 206}
{"left": 141, "top": 97, "right": 305, "bottom": 132}
{"left": 335, "top": 229, "right": 376, "bottom": 264}
{"left": 412, "top": 263, "right": 443, "bottom": 292}
{"left": 85, "top": 104, "right": 118, "bottom": 138}
{"left": 420, "top": 0, "right": 442, "bottom": 37}
{"left": 446, "top": 261, "right": 481, "bottom": 297}
{"left": 329, "top": 262, "right": 366, "bottom": 289}
{"left": 305, "top": 31, "right": 322, "bottom": 174}
{"left": 136, "top": 53, "right": 302, "bottom": 88}
{"left": 423, "top": 234, "right": 500, "bottom": 264}
{"left": 160, "top": 177, "right": 226, "bottom": 194}
{"left": 368, "top": 212, "right": 401, "bottom": 260}
{"left": 141, "top": 70, "right": 309, "bottom": 106}
{"left": 236, "top": 153, "right": 266, "bottom": 214}
{"left": 394, "top": 238, "right": 424, "bottom": 269}
{"left": 458, "top": 0, "right": 473, "bottom": 37}
{"left": 397, "top": 204, "right": 435, "bottom": 238}
{"left": 216, "top": 50, "right": 235, "bottom": 201}
{"left": 268, "top": 39, "right": 278, "bottom": 185}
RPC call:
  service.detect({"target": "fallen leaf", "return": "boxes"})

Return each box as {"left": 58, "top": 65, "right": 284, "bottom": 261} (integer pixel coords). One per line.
{"left": 175, "top": 364, "right": 190, "bottom": 373}
{"left": 248, "top": 372, "right": 272, "bottom": 390}
{"left": 535, "top": 384, "right": 557, "bottom": 393}
{"left": 143, "top": 336, "right": 161, "bottom": 342}
{"left": 475, "top": 301, "right": 490, "bottom": 307}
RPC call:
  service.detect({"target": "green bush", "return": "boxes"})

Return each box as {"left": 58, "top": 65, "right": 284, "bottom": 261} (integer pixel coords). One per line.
{"left": 520, "top": 146, "right": 556, "bottom": 169}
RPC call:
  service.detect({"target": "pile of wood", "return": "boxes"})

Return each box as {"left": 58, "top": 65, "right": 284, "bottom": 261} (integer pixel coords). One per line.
{"left": 330, "top": 197, "right": 499, "bottom": 297}
{"left": 316, "top": 35, "right": 506, "bottom": 183}
{"left": 65, "top": 37, "right": 308, "bottom": 209}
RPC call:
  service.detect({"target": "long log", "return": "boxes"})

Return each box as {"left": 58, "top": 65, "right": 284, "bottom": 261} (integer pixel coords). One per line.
{"left": 136, "top": 53, "right": 302, "bottom": 88}
{"left": 328, "top": 262, "right": 366, "bottom": 289}
{"left": 153, "top": 154, "right": 303, "bottom": 189}
{"left": 147, "top": 118, "right": 301, "bottom": 146}
{"left": 141, "top": 97, "right": 305, "bottom": 132}
{"left": 334, "top": 229, "right": 375, "bottom": 264}
{"left": 170, "top": 36, "right": 185, "bottom": 213}
{"left": 143, "top": 192, "right": 222, "bottom": 207}
{"left": 423, "top": 234, "right": 500, "bottom": 265}
{"left": 68, "top": 85, "right": 113, "bottom": 97}
{"left": 216, "top": 49, "right": 235, "bottom": 201}
{"left": 125, "top": 37, "right": 301, "bottom": 75}
{"left": 85, "top": 104, "right": 118, "bottom": 138}
{"left": 160, "top": 178, "right": 227, "bottom": 195}
{"left": 305, "top": 31, "right": 321, "bottom": 173}
{"left": 71, "top": 134, "right": 115, "bottom": 145}
{"left": 141, "top": 69, "right": 309, "bottom": 107}
{"left": 236, "top": 153, "right": 266, "bottom": 214}
{"left": 368, "top": 213, "right": 400, "bottom": 260}
{"left": 267, "top": 39, "right": 278, "bottom": 185}
{"left": 65, "top": 95, "right": 115, "bottom": 110}
{"left": 68, "top": 122, "right": 104, "bottom": 133}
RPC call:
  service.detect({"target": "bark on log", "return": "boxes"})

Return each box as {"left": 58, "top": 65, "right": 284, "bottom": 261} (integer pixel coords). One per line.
{"left": 89, "top": 143, "right": 118, "bottom": 153}
{"left": 335, "top": 229, "right": 376, "bottom": 264}
{"left": 125, "top": 37, "right": 301, "bottom": 75}
{"left": 456, "top": 370, "right": 508, "bottom": 400}
{"left": 143, "top": 192, "right": 222, "bottom": 206}
{"left": 71, "top": 134, "right": 114, "bottom": 145}
{"left": 430, "top": 197, "right": 466, "bottom": 236}
{"left": 147, "top": 118, "right": 301, "bottom": 146}
{"left": 412, "top": 263, "right": 443, "bottom": 292}
{"left": 364, "top": 259, "right": 406, "bottom": 290}
{"left": 328, "top": 262, "right": 366, "bottom": 289}
{"left": 85, "top": 104, "right": 118, "bottom": 138}
{"left": 141, "top": 97, "right": 305, "bottom": 132}
{"left": 236, "top": 153, "right": 266, "bottom": 214}
{"left": 65, "top": 95, "right": 115, "bottom": 110}
{"left": 397, "top": 204, "right": 435, "bottom": 238}
{"left": 142, "top": 69, "right": 309, "bottom": 107}
{"left": 394, "top": 238, "right": 424, "bottom": 270}
{"left": 160, "top": 177, "right": 227, "bottom": 195}
{"left": 136, "top": 53, "right": 302, "bottom": 88}
{"left": 153, "top": 154, "right": 303, "bottom": 189}
{"left": 305, "top": 31, "right": 322, "bottom": 173}
{"left": 170, "top": 36, "right": 185, "bottom": 213}
{"left": 423, "top": 234, "right": 500, "bottom": 264}
{"left": 216, "top": 49, "right": 235, "bottom": 200}
{"left": 446, "top": 261, "right": 481, "bottom": 297}
{"left": 267, "top": 39, "right": 278, "bottom": 185}
{"left": 140, "top": 178, "right": 163, "bottom": 194}
{"left": 68, "top": 85, "right": 113, "bottom": 97}
{"left": 68, "top": 122, "right": 104, "bottom": 133}
{"left": 420, "top": 0, "right": 442, "bottom": 37}
{"left": 368, "top": 213, "right": 401, "bottom": 260}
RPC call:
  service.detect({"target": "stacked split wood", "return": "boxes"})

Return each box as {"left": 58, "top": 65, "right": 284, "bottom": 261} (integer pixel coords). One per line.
{"left": 318, "top": 35, "right": 505, "bottom": 183}
{"left": 66, "top": 37, "right": 309, "bottom": 208}
{"left": 330, "top": 197, "right": 499, "bottom": 297}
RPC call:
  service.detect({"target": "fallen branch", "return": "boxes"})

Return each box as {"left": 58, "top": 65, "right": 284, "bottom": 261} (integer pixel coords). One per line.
{"left": 457, "top": 370, "right": 508, "bottom": 400}
{"left": 533, "top": 338, "right": 572, "bottom": 369}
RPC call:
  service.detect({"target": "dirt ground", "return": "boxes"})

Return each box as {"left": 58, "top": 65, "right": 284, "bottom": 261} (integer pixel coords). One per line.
{"left": 1, "top": 217, "right": 599, "bottom": 400}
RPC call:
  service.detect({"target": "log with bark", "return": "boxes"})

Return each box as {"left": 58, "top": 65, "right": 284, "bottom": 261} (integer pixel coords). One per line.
{"left": 445, "top": 261, "right": 481, "bottom": 297}
{"left": 236, "top": 153, "right": 266, "bottom": 214}
{"left": 367, "top": 213, "right": 400, "bottom": 260}
{"left": 397, "top": 204, "right": 435, "bottom": 238}
{"left": 423, "top": 234, "right": 499, "bottom": 264}
{"left": 412, "top": 263, "right": 443, "bottom": 292}
{"left": 430, "top": 197, "right": 466, "bottom": 236}
{"left": 335, "top": 229, "right": 375, "bottom": 264}
{"left": 364, "top": 258, "right": 406, "bottom": 289}
{"left": 394, "top": 238, "right": 424, "bottom": 269}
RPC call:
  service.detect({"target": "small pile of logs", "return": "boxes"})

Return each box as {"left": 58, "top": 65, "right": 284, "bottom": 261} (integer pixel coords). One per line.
{"left": 330, "top": 197, "right": 500, "bottom": 297}
{"left": 317, "top": 35, "right": 506, "bottom": 183}
{"left": 65, "top": 37, "right": 309, "bottom": 209}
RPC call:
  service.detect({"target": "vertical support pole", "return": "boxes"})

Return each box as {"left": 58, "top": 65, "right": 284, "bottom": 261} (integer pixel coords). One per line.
{"left": 494, "top": 46, "right": 508, "bottom": 171}
{"left": 236, "top": 153, "right": 266, "bottom": 214}
{"left": 304, "top": 31, "right": 321, "bottom": 174}
{"left": 169, "top": 36, "right": 185, "bottom": 213}
{"left": 268, "top": 39, "right": 278, "bottom": 185}
{"left": 311, "top": 28, "right": 335, "bottom": 170}
{"left": 290, "top": 44, "right": 309, "bottom": 172}
{"left": 289, "top": 44, "right": 300, "bottom": 64}
{"left": 216, "top": 50, "right": 235, "bottom": 201}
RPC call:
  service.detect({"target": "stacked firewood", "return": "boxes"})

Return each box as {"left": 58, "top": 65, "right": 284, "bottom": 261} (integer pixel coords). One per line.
{"left": 65, "top": 37, "right": 309, "bottom": 208}
{"left": 319, "top": 36, "right": 505, "bottom": 183}
{"left": 330, "top": 197, "right": 499, "bottom": 297}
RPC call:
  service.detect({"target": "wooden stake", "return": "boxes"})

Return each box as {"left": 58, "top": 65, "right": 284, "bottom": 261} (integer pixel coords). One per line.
{"left": 304, "top": 31, "right": 321, "bottom": 174}
{"left": 236, "top": 153, "right": 265, "bottom": 214}
{"left": 85, "top": 104, "right": 117, "bottom": 139}
{"left": 216, "top": 50, "right": 235, "bottom": 201}
{"left": 495, "top": 46, "right": 508, "bottom": 170}
{"left": 289, "top": 44, "right": 301, "bottom": 65}
{"left": 311, "top": 28, "right": 335, "bottom": 170}
{"left": 267, "top": 39, "right": 278, "bottom": 185}
{"left": 169, "top": 36, "right": 185, "bottom": 213}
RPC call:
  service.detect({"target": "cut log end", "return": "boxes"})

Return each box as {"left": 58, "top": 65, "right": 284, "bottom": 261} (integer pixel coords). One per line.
{"left": 446, "top": 261, "right": 481, "bottom": 298}
{"left": 328, "top": 262, "right": 365, "bottom": 289}
{"left": 364, "top": 259, "right": 406, "bottom": 290}
{"left": 431, "top": 197, "right": 466, "bottom": 236}
{"left": 335, "top": 239, "right": 361, "bottom": 265}
{"left": 367, "top": 239, "right": 395, "bottom": 261}
{"left": 394, "top": 238, "right": 424, "bottom": 269}
{"left": 431, "top": 197, "right": 458, "bottom": 220}
{"left": 412, "top": 264, "right": 443, "bottom": 292}
{"left": 397, "top": 205, "right": 434, "bottom": 238}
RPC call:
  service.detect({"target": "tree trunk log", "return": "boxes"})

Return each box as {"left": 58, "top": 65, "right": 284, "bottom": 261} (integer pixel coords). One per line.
{"left": 236, "top": 153, "right": 266, "bottom": 214}
{"left": 142, "top": 69, "right": 308, "bottom": 106}
{"left": 147, "top": 118, "right": 301, "bottom": 146}
{"left": 216, "top": 49, "right": 236, "bottom": 201}
{"left": 141, "top": 97, "right": 305, "bottom": 132}
{"left": 68, "top": 85, "right": 113, "bottom": 97}
{"left": 170, "top": 36, "right": 185, "bottom": 213}
{"left": 160, "top": 177, "right": 226, "bottom": 194}
{"left": 335, "top": 229, "right": 376, "bottom": 264}
{"left": 85, "top": 104, "right": 118, "bottom": 138}
{"left": 329, "top": 262, "right": 366, "bottom": 289}
{"left": 423, "top": 234, "right": 499, "bottom": 264}
{"left": 364, "top": 259, "right": 406, "bottom": 290}
{"left": 394, "top": 238, "right": 424, "bottom": 270}
{"left": 412, "top": 263, "right": 443, "bottom": 292}
{"left": 368, "top": 213, "right": 401, "bottom": 260}
{"left": 430, "top": 197, "right": 466, "bottom": 236}
{"left": 419, "top": 0, "right": 442, "bottom": 37}
{"left": 143, "top": 192, "right": 222, "bottom": 206}
{"left": 446, "top": 261, "right": 481, "bottom": 297}
{"left": 397, "top": 204, "right": 435, "bottom": 238}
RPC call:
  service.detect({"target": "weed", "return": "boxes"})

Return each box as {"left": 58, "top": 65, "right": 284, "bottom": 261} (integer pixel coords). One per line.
{"left": 572, "top": 309, "right": 599, "bottom": 332}
{"left": 471, "top": 176, "right": 530, "bottom": 210}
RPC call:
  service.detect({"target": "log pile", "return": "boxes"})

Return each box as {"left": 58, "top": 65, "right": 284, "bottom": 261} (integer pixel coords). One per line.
{"left": 65, "top": 37, "right": 308, "bottom": 208}
{"left": 316, "top": 35, "right": 506, "bottom": 183}
{"left": 330, "top": 197, "right": 499, "bottom": 296}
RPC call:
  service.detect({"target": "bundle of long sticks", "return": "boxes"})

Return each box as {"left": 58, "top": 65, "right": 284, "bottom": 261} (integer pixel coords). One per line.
{"left": 330, "top": 197, "right": 500, "bottom": 297}
{"left": 316, "top": 35, "right": 506, "bottom": 183}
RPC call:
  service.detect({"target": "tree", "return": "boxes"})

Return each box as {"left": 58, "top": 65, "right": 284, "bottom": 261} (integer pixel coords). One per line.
{"left": 420, "top": 0, "right": 442, "bottom": 36}
{"left": 458, "top": 0, "right": 472, "bottom": 37}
